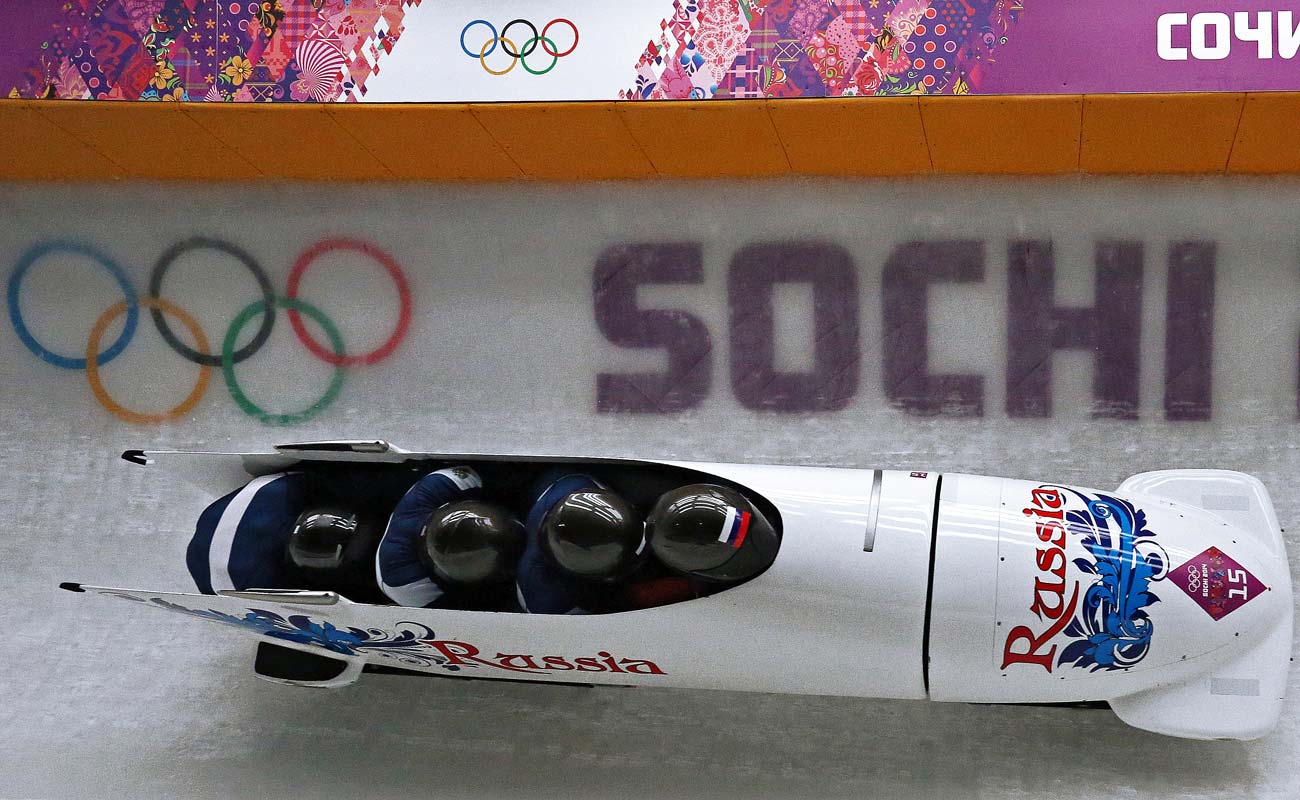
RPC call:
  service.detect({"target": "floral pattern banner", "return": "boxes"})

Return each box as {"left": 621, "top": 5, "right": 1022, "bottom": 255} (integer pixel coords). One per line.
{"left": 5, "top": 2, "right": 1299, "bottom": 102}
{"left": 4, "top": 1, "right": 421, "bottom": 102}
{"left": 623, "top": 0, "right": 1023, "bottom": 100}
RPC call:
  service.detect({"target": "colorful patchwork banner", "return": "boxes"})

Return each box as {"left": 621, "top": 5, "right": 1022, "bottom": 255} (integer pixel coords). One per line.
{"left": 4, "top": 2, "right": 1300, "bottom": 102}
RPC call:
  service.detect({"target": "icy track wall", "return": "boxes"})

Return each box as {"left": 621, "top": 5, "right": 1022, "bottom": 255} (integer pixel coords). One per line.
{"left": 5, "top": 180, "right": 1300, "bottom": 445}
{"left": 2, "top": 178, "right": 1299, "bottom": 799}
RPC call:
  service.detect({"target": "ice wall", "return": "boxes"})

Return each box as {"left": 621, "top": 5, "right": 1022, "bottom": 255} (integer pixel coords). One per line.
{"left": 1, "top": 178, "right": 1296, "bottom": 799}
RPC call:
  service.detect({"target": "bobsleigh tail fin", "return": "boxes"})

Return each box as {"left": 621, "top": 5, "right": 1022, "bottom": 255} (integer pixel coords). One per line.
{"left": 61, "top": 583, "right": 365, "bottom": 687}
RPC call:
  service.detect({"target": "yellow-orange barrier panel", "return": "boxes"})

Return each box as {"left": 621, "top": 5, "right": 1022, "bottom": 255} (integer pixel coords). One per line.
{"left": 767, "top": 97, "right": 931, "bottom": 177}
{"left": 1081, "top": 93, "right": 1245, "bottom": 174}
{"left": 471, "top": 102, "right": 655, "bottom": 180}
{"left": 7, "top": 92, "right": 1300, "bottom": 180}
{"left": 328, "top": 104, "right": 522, "bottom": 181}
{"left": 0, "top": 101, "right": 123, "bottom": 180}
{"left": 921, "top": 95, "right": 1082, "bottom": 174}
{"left": 183, "top": 103, "right": 392, "bottom": 181}
{"left": 617, "top": 100, "right": 790, "bottom": 178}
{"left": 1228, "top": 93, "right": 1300, "bottom": 175}
{"left": 38, "top": 101, "right": 261, "bottom": 181}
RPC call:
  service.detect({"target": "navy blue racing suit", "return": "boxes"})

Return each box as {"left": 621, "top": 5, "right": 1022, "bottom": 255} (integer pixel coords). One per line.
{"left": 517, "top": 471, "right": 649, "bottom": 614}
{"left": 187, "top": 467, "right": 435, "bottom": 601}
{"left": 186, "top": 472, "right": 313, "bottom": 595}
{"left": 374, "top": 466, "right": 482, "bottom": 607}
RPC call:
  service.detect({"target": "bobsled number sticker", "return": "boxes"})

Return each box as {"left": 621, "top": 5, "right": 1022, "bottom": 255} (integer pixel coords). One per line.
{"left": 1167, "top": 547, "right": 1267, "bottom": 621}
{"left": 1001, "top": 487, "right": 1169, "bottom": 673}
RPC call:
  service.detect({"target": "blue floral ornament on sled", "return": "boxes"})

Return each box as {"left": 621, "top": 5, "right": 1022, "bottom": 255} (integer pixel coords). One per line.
{"left": 1055, "top": 491, "right": 1170, "bottom": 672}
{"left": 146, "top": 597, "right": 459, "bottom": 670}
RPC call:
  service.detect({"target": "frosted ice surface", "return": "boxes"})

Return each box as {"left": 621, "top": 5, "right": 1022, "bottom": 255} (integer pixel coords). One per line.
{"left": 0, "top": 179, "right": 1296, "bottom": 799}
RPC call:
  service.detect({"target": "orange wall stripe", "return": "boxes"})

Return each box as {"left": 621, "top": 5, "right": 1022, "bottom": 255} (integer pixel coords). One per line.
{"left": 921, "top": 95, "right": 1082, "bottom": 175}
{"left": 39, "top": 101, "right": 261, "bottom": 180}
{"left": 182, "top": 103, "right": 391, "bottom": 180}
{"left": 1227, "top": 93, "right": 1300, "bottom": 175}
{"left": 617, "top": 100, "right": 791, "bottom": 178}
{"left": 766, "top": 97, "right": 930, "bottom": 177}
{"left": 469, "top": 102, "right": 655, "bottom": 181}
{"left": 2, "top": 94, "right": 1298, "bottom": 181}
{"left": 1, "top": 101, "right": 124, "bottom": 180}
{"left": 1081, "top": 93, "right": 1246, "bottom": 175}
{"left": 328, "top": 104, "right": 523, "bottom": 181}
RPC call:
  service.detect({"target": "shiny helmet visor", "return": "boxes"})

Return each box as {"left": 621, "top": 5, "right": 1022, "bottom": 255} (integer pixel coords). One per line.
{"left": 288, "top": 507, "right": 366, "bottom": 571}
{"left": 542, "top": 489, "right": 645, "bottom": 580}
{"left": 419, "top": 501, "right": 525, "bottom": 587}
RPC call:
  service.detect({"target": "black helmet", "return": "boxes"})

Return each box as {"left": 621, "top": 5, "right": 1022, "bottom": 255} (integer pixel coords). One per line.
{"left": 418, "top": 501, "right": 525, "bottom": 587}
{"left": 647, "top": 484, "right": 778, "bottom": 582}
{"left": 542, "top": 489, "right": 644, "bottom": 580}
{"left": 287, "top": 506, "right": 373, "bottom": 573}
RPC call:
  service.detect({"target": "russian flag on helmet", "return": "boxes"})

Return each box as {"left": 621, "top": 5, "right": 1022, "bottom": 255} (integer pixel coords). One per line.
{"left": 717, "top": 506, "right": 751, "bottom": 549}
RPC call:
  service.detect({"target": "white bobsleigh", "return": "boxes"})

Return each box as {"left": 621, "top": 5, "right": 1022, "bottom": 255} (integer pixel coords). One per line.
{"left": 64, "top": 440, "right": 1293, "bottom": 740}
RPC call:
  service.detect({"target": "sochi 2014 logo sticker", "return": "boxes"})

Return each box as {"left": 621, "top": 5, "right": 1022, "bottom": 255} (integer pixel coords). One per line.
{"left": 1003, "top": 486, "right": 1169, "bottom": 673}
{"left": 1167, "top": 546, "right": 1267, "bottom": 620}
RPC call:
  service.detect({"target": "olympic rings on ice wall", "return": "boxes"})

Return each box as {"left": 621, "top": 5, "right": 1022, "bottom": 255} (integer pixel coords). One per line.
{"left": 6, "top": 236, "right": 412, "bottom": 426}
{"left": 460, "top": 19, "right": 579, "bottom": 76}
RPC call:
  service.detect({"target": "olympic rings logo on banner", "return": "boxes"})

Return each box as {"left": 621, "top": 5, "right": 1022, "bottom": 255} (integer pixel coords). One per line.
{"left": 1185, "top": 564, "right": 1203, "bottom": 593}
{"left": 459, "top": 18, "right": 579, "bottom": 76}
{"left": 6, "top": 236, "right": 412, "bottom": 426}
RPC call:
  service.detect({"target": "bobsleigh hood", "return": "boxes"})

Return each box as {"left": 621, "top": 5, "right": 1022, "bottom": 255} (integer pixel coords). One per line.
{"left": 929, "top": 469, "right": 1293, "bottom": 740}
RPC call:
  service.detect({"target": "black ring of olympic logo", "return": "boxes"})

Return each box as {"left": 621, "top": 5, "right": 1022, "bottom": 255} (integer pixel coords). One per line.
{"left": 149, "top": 237, "right": 276, "bottom": 367}
{"left": 499, "top": 19, "right": 540, "bottom": 58}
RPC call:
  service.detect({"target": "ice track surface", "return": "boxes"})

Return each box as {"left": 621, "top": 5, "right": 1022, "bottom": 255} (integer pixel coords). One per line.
{"left": 1, "top": 180, "right": 1298, "bottom": 799}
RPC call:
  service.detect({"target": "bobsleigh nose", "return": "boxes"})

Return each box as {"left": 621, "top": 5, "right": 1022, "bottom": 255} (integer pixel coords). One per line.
{"left": 1119, "top": 469, "right": 1290, "bottom": 642}
{"left": 1109, "top": 538, "right": 1292, "bottom": 740}
{"left": 1107, "top": 470, "right": 1294, "bottom": 739}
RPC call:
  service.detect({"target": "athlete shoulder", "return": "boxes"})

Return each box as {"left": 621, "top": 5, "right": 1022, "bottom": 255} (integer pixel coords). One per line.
{"left": 390, "top": 466, "right": 483, "bottom": 520}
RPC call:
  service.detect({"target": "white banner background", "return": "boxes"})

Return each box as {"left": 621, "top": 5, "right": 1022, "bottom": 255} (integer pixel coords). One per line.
{"left": 365, "top": 1, "right": 664, "bottom": 102}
